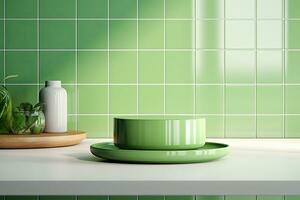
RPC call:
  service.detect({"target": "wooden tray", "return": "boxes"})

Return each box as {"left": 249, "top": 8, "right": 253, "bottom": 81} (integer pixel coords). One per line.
{"left": 0, "top": 131, "right": 86, "bottom": 149}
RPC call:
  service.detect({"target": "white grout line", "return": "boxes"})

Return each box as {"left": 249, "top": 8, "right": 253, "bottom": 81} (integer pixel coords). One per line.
{"left": 283, "top": 0, "right": 286, "bottom": 138}
{"left": 2, "top": 17, "right": 195, "bottom": 21}
{"left": 2, "top": 17, "right": 300, "bottom": 21}
{"left": 193, "top": 0, "right": 197, "bottom": 117}
{"left": 3, "top": 0, "right": 5, "bottom": 85}
{"left": 163, "top": 0, "right": 166, "bottom": 115}
{"left": 1, "top": 48, "right": 299, "bottom": 51}
{"left": 223, "top": 0, "right": 226, "bottom": 138}
{"left": 107, "top": 0, "right": 111, "bottom": 137}
{"left": 75, "top": 0, "right": 78, "bottom": 131}
{"left": 136, "top": 0, "right": 139, "bottom": 115}
{"left": 68, "top": 113, "right": 298, "bottom": 116}
{"left": 255, "top": 0, "right": 258, "bottom": 138}
{"left": 37, "top": 0, "right": 40, "bottom": 101}
{"left": 3, "top": 83, "right": 300, "bottom": 86}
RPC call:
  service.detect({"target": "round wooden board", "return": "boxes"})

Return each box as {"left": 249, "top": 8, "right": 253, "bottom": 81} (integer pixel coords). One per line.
{"left": 0, "top": 131, "right": 86, "bottom": 149}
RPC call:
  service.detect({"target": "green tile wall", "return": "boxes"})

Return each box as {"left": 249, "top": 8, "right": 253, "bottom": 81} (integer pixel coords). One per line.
{"left": 1, "top": 0, "right": 300, "bottom": 138}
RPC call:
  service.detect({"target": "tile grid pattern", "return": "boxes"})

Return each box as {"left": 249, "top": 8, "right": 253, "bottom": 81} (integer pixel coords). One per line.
{"left": 2, "top": 0, "right": 300, "bottom": 138}
{"left": 196, "top": 0, "right": 298, "bottom": 138}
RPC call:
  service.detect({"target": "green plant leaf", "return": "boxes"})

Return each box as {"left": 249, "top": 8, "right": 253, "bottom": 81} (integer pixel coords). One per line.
{"left": 1, "top": 74, "right": 18, "bottom": 83}
{"left": 11, "top": 112, "right": 26, "bottom": 134}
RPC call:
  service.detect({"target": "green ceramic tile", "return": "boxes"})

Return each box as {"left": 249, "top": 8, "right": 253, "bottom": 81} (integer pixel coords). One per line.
{"left": 68, "top": 115, "right": 77, "bottom": 131}
{"left": 40, "top": 20, "right": 75, "bottom": 49}
{"left": 138, "top": 51, "right": 164, "bottom": 83}
{"left": 226, "top": 116, "right": 256, "bottom": 138}
{"left": 109, "top": 0, "right": 137, "bottom": 18}
{"left": 64, "top": 85, "right": 77, "bottom": 114}
{"left": 257, "top": 116, "right": 283, "bottom": 138}
{"left": 257, "top": 50, "right": 283, "bottom": 83}
{"left": 0, "top": 20, "right": 3, "bottom": 49}
{"left": 257, "top": 196, "right": 284, "bottom": 200}
{"left": 166, "top": 0, "right": 193, "bottom": 18}
{"left": 109, "top": 51, "right": 137, "bottom": 83}
{"left": 6, "top": 85, "right": 38, "bottom": 106}
{"left": 6, "top": 0, "right": 37, "bottom": 18}
{"left": 110, "top": 85, "right": 137, "bottom": 114}
{"left": 257, "top": 0, "right": 282, "bottom": 19}
{"left": 0, "top": 52, "right": 3, "bottom": 81}
{"left": 78, "top": 51, "right": 108, "bottom": 83}
{"left": 78, "top": 20, "right": 108, "bottom": 49}
{"left": 165, "top": 196, "right": 194, "bottom": 200}
{"left": 197, "top": 20, "right": 224, "bottom": 49}
{"left": 285, "top": 196, "right": 300, "bottom": 200}
{"left": 197, "top": 0, "right": 224, "bottom": 18}
{"left": 6, "top": 197, "right": 37, "bottom": 200}
{"left": 166, "top": 85, "right": 194, "bottom": 114}
{"left": 225, "top": 51, "right": 255, "bottom": 83}
{"left": 107, "top": 119, "right": 116, "bottom": 137}
{"left": 6, "top": 20, "right": 36, "bottom": 49}
{"left": 0, "top": 0, "right": 3, "bottom": 18}
{"left": 138, "top": 196, "right": 164, "bottom": 200}
{"left": 225, "top": 0, "right": 255, "bottom": 18}
{"left": 196, "top": 196, "right": 224, "bottom": 200}
{"left": 225, "top": 20, "right": 255, "bottom": 49}
{"left": 287, "top": 0, "right": 300, "bottom": 18}
{"left": 78, "top": 0, "right": 108, "bottom": 18}
{"left": 109, "top": 20, "right": 137, "bottom": 49}
{"left": 196, "top": 50, "right": 224, "bottom": 83}
{"left": 285, "top": 116, "right": 300, "bottom": 138}
{"left": 225, "top": 86, "right": 255, "bottom": 114}
{"left": 286, "top": 20, "right": 300, "bottom": 49}
{"left": 110, "top": 196, "right": 136, "bottom": 200}
{"left": 78, "top": 196, "right": 109, "bottom": 200}
{"left": 166, "top": 20, "right": 193, "bottom": 49}
{"left": 138, "top": 85, "right": 164, "bottom": 114}
{"left": 225, "top": 196, "right": 256, "bottom": 200}
{"left": 138, "top": 20, "right": 164, "bottom": 49}
{"left": 138, "top": 0, "right": 164, "bottom": 18}
{"left": 257, "top": 20, "right": 282, "bottom": 49}
{"left": 0, "top": 196, "right": 4, "bottom": 200}
{"left": 40, "top": 0, "right": 75, "bottom": 18}
{"left": 196, "top": 85, "right": 223, "bottom": 114}
{"left": 285, "top": 85, "right": 300, "bottom": 114}
{"left": 40, "top": 196, "right": 76, "bottom": 200}
{"left": 78, "top": 86, "right": 108, "bottom": 114}
{"left": 40, "top": 51, "right": 76, "bottom": 84}
{"left": 200, "top": 116, "right": 224, "bottom": 138}
{"left": 286, "top": 51, "right": 300, "bottom": 83}
{"left": 166, "top": 51, "right": 194, "bottom": 83}
{"left": 257, "top": 86, "right": 283, "bottom": 114}
{"left": 78, "top": 116, "right": 108, "bottom": 137}
{"left": 6, "top": 51, "right": 37, "bottom": 83}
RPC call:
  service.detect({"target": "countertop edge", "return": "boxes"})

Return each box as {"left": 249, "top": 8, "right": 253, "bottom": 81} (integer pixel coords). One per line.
{"left": 1, "top": 180, "right": 300, "bottom": 195}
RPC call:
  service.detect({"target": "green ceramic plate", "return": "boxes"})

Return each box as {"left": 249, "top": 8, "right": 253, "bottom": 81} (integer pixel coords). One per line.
{"left": 90, "top": 142, "right": 229, "bottom": 164}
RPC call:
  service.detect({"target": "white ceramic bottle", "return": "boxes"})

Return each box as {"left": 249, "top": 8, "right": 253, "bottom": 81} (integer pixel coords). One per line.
{"left": 39, "top": 81, "right": 67, "bottom": 133}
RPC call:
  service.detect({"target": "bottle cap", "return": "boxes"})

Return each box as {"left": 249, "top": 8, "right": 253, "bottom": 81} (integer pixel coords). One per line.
{"left": 45, "top": 80, "right": 61, "bottom": 87}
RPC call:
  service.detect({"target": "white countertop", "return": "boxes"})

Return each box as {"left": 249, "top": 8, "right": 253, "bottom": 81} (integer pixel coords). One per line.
{"left": 0, "top": 139, "right": 300, "bottom": 195}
